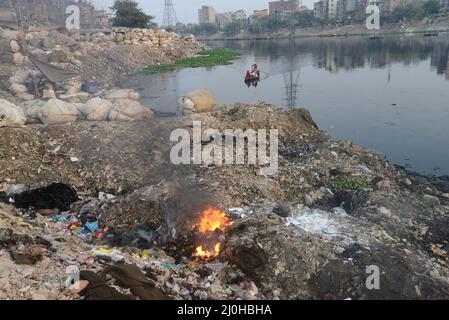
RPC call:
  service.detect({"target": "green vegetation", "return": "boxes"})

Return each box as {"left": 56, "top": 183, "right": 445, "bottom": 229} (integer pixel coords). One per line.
{"left": 176, "top": 23, "right": 219, "bottom": 36}
{"left": 387, "top": 0, "right": 441, "bottom": 22}
{"left": 422, "top": 0, "right": 441, "bottom": 15}
{"left": 224, "top": 21, "right": 242, "bottom": 36}
{"left": 111, "top": 0, "right": 155, "bottom": 29}
{"left": 330, "top": 177, "right": 370, "bottom": 192}
{"left": 140, "top": 48, "right": 241, "bottom": 74}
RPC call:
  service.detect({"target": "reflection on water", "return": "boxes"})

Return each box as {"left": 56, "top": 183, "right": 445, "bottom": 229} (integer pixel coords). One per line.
{"left": 215, "top": 37, "right": 449, "bottom": 79}
{"left": 122, "top": 35, "right": 449, "bottom": 176}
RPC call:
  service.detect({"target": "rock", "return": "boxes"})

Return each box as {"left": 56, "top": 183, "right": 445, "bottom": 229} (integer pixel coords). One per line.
{"left": 108, "top": 99, "right": 154, "bottom": 121}
{"left": 8, "top": 70, "right": 29, "bottom": 85}
{"left": 77, "top": 97, "right": 112, "bottom": 121}
{"left": 376, "top": 179, "right": 393, "bottom": 190}
{"left": 9, "top": 83, "right": 28, "bottom": 95}
{"left": 423, "top": 194, "right": 440, "bottom": 207}
{"left": 12, "top": 52, "right": 25, "bottom": 65}
{"left": 0, "top": 99, "right": 26, "bottom": 127}
{"left": 49, "top": 48, "right": 69, "bottom": 63}
{"left": 304, "top": 194, "right": 314, "bottom": 207}
{"left": 64, "top": 84, "right": 82, "bottom": 95}
{"left": 38, "top": 99, "right": 79, "bottom": 124}
{"left": 178, "top": 89, "right": 216, "bottom": 115}
{"left": 377, "top": 207, "right": 392, "bottom": 217}
{"left": 273, "top": 203, "right": 291, "bottom": 217}
{"left": 9, "top": 40, "right": 20, "bottom": 53}
{"left": 42, "top": 89, "right": 56, "bottom": 100}
{"left": 401, "top": 178, "right": 412, "bottom": 186}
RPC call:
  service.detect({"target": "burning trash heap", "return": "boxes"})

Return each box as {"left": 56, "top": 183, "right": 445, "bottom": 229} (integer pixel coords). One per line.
{"left": 191, "top": 207, "right": 233, "bottom": 260}
{"left": 0, "top": 181, "right": 267, "bottom": 300}
{"left": 2, "top": 103, "right": 449, "bottom": 300}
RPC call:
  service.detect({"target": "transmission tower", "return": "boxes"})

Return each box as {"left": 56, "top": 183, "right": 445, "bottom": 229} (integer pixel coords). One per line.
{"left": 283, "top": 70, "right": 301, "bottom": 109}
{"left": 162, "top": 0, "right": 178, "bottom": 27}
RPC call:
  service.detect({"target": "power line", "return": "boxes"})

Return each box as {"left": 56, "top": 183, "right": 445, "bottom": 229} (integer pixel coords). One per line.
{"left": 162, "top": 0, "right": 177, "bottom": 27}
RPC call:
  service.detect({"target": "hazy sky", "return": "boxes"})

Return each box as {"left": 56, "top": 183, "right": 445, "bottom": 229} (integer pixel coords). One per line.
{"left": 92, "top": 0, "right": 315, "bottom": 24}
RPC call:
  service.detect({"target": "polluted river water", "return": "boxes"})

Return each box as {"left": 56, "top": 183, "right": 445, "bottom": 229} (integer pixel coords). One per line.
{"left": 121, "top": 35, "right": 449, "bottom": 177}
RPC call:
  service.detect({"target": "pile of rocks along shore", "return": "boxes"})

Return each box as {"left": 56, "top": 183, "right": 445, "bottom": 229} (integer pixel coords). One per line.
{"left": 0, "top": 27, "right": 206, "bottom": 102}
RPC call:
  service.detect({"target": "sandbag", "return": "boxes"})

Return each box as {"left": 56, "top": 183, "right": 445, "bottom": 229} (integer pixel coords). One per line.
{"left": 105, "top": 89, "right": 140, "bottom": 102}
{"left": 20, "top": 100, "right": 47, "bottom": 124}
{"left": 108, "top": 99, "right": 154, "bottom": 121}
{"left": 0, "top": 99, "right": 26, "bottom": 127}
{"left": 78, "top": 97, "right": 112, "bottom": 121}
{"left": 177, "top": 88, "right": 215, "bottom": 115}
{"left": 38, "top": 99, "right": 79, "bottom": 124}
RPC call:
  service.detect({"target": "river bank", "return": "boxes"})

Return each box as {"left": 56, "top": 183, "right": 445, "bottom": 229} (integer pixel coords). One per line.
{"left": 1, "top": 103, "right": 449, "bottom": 299}
{"left": 197, "top": 16, "right": 449, "bottom": 41}
{"left": 1, "top": 27, "right": 449, "bottom": 300}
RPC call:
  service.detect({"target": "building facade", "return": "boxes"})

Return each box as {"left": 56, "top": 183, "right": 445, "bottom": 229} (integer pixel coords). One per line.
{"left": 215, "top": 10, "right": 247, "bottom": 28}
{"left": 215, "top": 12, "right": 231, "bottom": 28}
{"left": 0, "top": 0, "right": 100, "bottom": 29}
{"left": 95, "top": 10, "right": 110, "bottom": 28}
{"left": 269, "top": 0, "right": 301, "bottom": 15}
{"left": 313, "top": 0, "right": 329, "bottom": 18}
{"left": 253, "top": 9, "right": 269, "bottom": 17}
{"left": 328, "top": 0, "right": 339, "bottom": 18}
{"left": 198, "top": 5, "right": 216, "bottom": 24}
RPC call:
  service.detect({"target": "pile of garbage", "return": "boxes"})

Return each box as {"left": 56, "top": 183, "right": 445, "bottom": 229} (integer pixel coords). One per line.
{"left": 2, "top": 102, "right": 449, "bottom": 299}
{"left": 0, "top": 183, "right": 267, "bottom": 300}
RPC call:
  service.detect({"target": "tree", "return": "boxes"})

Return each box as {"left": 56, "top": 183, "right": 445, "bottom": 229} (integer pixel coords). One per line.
{"left": 189, "top": 23, "right": 218, "bottom": 35}
{"left": 423, "top": 0, "right": 441, "bottom": 15}
{"left": 111, "top": 0, "right": 151, "bottom": 28}
{"left": 224, "top": 21, "right": 241, "bottom": 36}
{"left": 248, "top": 21, "right": 263, "bottom": 34}
{"left": 290, "top": 11, "right": 315, "bottom": 28}
{"left": 391, "top": 3, "right": 423, "bottom": 21}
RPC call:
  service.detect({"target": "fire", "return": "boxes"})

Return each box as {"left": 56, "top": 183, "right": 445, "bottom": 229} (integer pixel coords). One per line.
{"left": 193, "top": 243, "right": 221, "bottom": 260}
{"left": 192, "top": 207, "right": 232, "bottom": 260}
{"left": 195, "top": 207, "right": 233, "bottom": 234}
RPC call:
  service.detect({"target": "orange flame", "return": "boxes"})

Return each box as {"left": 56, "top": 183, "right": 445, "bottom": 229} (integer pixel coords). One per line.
{"left": 194, "top": 207, "right": 233, "bottom": 234}
{"left": 192, "top": 207, "right": 232, "bottom": 260}
{"left": 193, "top": 243, "right": 221, "bottom": 260}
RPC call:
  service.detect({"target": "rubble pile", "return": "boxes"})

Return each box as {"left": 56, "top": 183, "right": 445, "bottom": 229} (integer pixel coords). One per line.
{"left": 0, "top": 28, "right": 205, "bottom": 101}
{"left": 2, "top": 103, "right": 449, "bottom": 299}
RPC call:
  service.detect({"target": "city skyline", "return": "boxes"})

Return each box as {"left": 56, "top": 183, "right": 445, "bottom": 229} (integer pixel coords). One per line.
{"left": 92, "top": 0, "right": 315, "bottom": 24}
